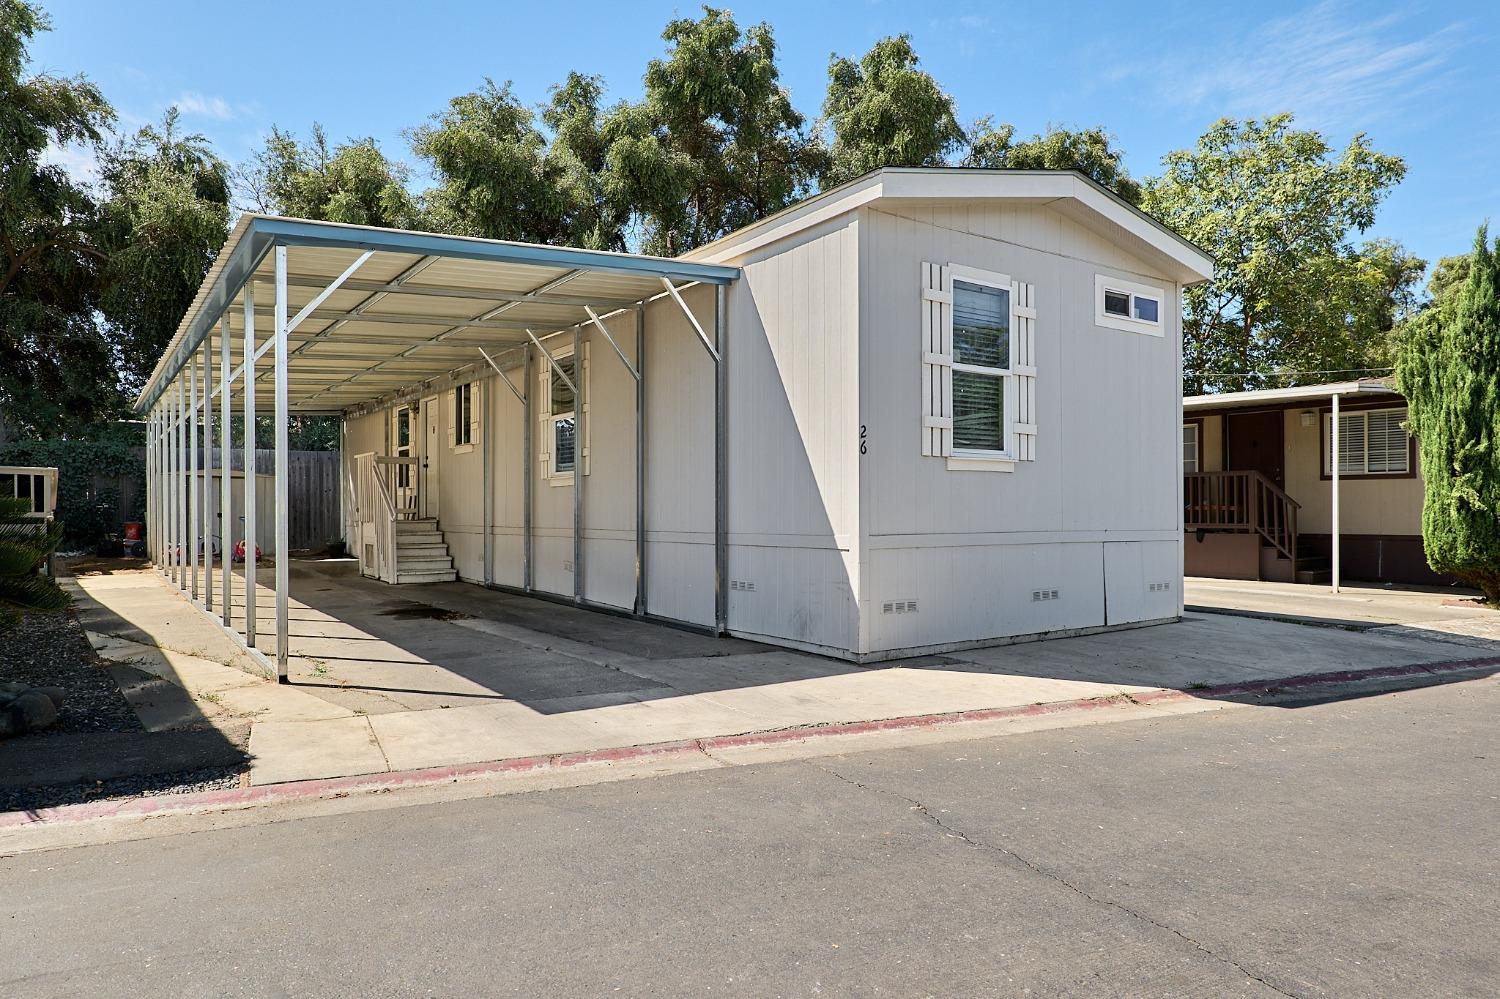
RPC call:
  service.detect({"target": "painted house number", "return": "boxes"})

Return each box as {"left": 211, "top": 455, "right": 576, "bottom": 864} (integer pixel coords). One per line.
{"left": 859, "top": 425, "right": 867, "bottom": 455}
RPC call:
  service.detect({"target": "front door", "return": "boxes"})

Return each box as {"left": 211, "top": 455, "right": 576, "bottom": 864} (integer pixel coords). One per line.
{"left": 1225, "top": 409, "right": 1284, "bottom": 487}
{"left": 420, "top": 395, "right": 441, "bottom": 520}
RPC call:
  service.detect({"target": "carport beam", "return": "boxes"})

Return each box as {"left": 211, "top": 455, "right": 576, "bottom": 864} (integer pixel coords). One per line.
{"left": 714, "top": 284, "right": 727, "bottom": 635}
{"left": 635, "top": 306, "right": 646, "bottom": 616}
{"left": 1331, "top": 392, "right": 1341, "bottom": 594}
{"left": 274, "top": 245, "right": 291, "bottom": 680}
{"left": 243, "top": 283, "right": 258, "bottom": 646}
{"left": 573, "top": 324, "right": 584, "bottom": 605}
{"left": 189, "top": 352, "right": 199, "bottom": 600}
{"left": 220, "top": 314, "right": 232, "bottom": 627}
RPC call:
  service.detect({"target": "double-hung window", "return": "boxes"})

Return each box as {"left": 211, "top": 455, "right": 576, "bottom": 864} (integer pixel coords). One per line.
{"left": 550, "top": 356, "right": 577, "bottom": 476}
{"left": 951, "top": 277, "right": 1012, "bottom": 456}
{"left": 1324, "top": 406, "right": 1410, "bottom": 475}
{"left": 1182, "top": 423, "right": 1200, "bottom": 473}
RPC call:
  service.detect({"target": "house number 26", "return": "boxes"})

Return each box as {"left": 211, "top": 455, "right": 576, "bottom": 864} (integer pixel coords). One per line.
{"left": 859, "top": 425, "right": 867, "bottom": 455}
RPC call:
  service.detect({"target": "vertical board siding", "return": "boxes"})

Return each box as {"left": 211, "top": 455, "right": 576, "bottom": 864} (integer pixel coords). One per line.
{"left": 859, "top": 202, "right": 1184, "bottom": 655}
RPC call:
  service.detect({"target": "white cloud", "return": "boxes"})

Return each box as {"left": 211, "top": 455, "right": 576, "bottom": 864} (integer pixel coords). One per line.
{"left": 1138, "top": 1, "right": 1465, "bottom": 130}
{"left": 174, "top": 91, "right": 237, "bottom": 120}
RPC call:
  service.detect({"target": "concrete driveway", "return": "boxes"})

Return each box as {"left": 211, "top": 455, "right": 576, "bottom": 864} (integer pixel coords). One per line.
{"left": 66, "top": 562, "right": 1500, "bottom": 789}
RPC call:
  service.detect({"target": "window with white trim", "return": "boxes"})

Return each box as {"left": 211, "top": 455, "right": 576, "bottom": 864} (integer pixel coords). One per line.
{"left": 1323, "top": 406, "right": 1409, "bottom": 475}
{"left": 452, "top": 383, "right": 474, "bottom": 448}
{"left": 1095, "top": 274, "right": 1163, "bottom": 335}
{"left": 1182, "top": 423, "right": 1200, "bottom": 473}
{"left": 550, "top": 356, "right": 577, "bottom": 477}
{"left": 951, "top": 277, "right": 1012, "bottom": 456}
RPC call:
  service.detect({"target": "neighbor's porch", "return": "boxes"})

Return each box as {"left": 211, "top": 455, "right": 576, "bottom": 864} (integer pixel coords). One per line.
{"left": 1181, "top": 379, "right": 1429, "bottom": 590}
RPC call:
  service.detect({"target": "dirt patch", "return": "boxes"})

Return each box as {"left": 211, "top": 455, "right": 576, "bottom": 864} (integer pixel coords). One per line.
{"left": 377, "top": 602, "right": 470, "bottom": 622}
{"left": 0, "top": 609, "right": 139, "bottom": 735}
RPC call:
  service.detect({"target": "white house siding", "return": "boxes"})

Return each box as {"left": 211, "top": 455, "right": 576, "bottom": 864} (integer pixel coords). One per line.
{"left": 720, "top": 216, "right": 861, "bottom": 653}
{"left": 857, "top": 203, "right": 1182, "bottom": 655}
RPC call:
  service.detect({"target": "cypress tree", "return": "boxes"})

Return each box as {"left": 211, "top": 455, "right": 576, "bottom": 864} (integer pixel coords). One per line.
{"left": 1396, "top": 225, "right": 1500, "bottom": 602}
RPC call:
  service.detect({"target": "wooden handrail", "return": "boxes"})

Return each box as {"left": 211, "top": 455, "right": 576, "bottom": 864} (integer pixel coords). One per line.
{"left": 1185, "top": 470, "right": 1300, "bottom": 562}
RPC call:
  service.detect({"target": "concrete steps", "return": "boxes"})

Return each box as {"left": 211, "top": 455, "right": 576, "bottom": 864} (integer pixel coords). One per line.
{"left": 394, "top": 518, "right": 457, "bottom": 584}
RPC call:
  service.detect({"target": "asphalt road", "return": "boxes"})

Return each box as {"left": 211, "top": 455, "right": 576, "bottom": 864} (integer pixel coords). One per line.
{"left": 4, "top": 674, "right": 1498, "bottom": 998}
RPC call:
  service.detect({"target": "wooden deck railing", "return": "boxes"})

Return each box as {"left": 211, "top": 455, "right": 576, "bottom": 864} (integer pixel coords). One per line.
{"left": 1185, "top": 470, "right": 1300, "bottom": 563}
{"left": 353, "top": 454, "right": 419, "bottom": 582}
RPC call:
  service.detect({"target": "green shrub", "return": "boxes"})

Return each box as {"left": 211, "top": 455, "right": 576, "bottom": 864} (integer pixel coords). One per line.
{"left": 1396, "top": 225, "right": 1500, "bottom": 603}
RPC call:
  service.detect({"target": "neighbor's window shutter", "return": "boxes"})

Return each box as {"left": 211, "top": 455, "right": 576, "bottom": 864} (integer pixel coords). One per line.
{"left": 537, "top": 358, "right": 551, "bottom": 471}
{"left": 1010, "top": 279, "right": 1037, "bottom": 460}
{"left": 446, "top": 389, "right": 456, "bottom": 450}
{"left": 920, "top": 262, "right": 954, "bottom": 457}
{"left": 581, "top": 340, "right": 591, "bottom": 475}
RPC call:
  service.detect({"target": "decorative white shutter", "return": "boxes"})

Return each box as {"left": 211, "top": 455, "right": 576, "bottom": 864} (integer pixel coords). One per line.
{"left": 581, "top": 341, "right": 591, "bottom": 475}
{"left": 1010, "top": 279, "right": 1037, "bottom": 461}
{"left": 469, "top": 383, "right": 481, "bottom": 450}
{"left": 537, "top": 357, "right": 551, "bottom": 471}
{"left": 920, "top": 262, "right": 954, "bottom": 457}
{"left": 446, "top": 389, "right": 456, "bottom": 450}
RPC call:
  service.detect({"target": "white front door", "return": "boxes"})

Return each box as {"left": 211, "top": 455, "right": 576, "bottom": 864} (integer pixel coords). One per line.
{"left": 420, "top": 395, "right": 441, "bottom": 520}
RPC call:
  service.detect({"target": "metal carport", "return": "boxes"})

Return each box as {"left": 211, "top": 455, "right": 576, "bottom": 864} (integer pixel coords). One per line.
{"left": 136, "top": 216, "right": 738, "bottom": 681}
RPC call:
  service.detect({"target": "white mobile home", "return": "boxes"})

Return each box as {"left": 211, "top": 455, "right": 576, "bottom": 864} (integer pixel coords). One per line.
{"left": 138, "top": 168, "right": 1212, "bottom": 675}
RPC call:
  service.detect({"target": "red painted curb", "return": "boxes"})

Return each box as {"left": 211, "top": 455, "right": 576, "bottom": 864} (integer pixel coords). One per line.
{"left": 4, "top": 655, "right": 1497, "bottom": 832}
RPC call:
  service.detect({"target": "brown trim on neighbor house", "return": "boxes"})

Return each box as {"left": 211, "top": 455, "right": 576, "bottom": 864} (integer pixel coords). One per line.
{"left": 1315, "top": 401, "right": 1418, "bottom": 481}
{"left": 1297, "top": 533, "right": 1454, "bottom": 588}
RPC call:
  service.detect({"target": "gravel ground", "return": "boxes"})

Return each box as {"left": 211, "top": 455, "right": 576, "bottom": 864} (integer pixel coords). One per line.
{"left": 1, "top": 608, "right": 246, "bottom": 813}
{"left": 0, "top": 609, "right": 140, "bottom": 734}
{"left": 0, "top": 765, "right": 243, "bottom": 814}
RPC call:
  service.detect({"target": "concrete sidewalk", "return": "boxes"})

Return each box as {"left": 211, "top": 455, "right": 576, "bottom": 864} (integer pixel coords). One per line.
{"left": 65, "top": 563, "right": 1500, "bottom": 790}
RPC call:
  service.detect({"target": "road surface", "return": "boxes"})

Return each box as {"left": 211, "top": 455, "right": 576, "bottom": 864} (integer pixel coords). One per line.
{"left": 4, "top": 674, "right": 1498, "bottom": 997}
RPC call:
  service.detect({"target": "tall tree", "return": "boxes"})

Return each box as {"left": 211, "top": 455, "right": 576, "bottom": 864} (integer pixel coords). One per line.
{"left": 1396, "top": 226, "right": 1500, "bottom": 603}
{"left": 96, "top": 108, "right": 231, "bottom": 396}
{"left": 1141, "top": 115, "right": 1412, "bottom": 394}
{"left": 253, "top": 124, "right": 421, "bottom": 229}
{"left": 606, "top": 6, "right": 821, "bottom": 253}
{"left": 0, "top": 0, "right": 115, "bottom": 439}
{"left": 819, "top": 35, "right": 963, "bottom": 186}
{"left": 412, "top": 79, "right": 584, "bottom": 245}
{"left": 965, "top": 122, "right": 1143, "bottom": 205}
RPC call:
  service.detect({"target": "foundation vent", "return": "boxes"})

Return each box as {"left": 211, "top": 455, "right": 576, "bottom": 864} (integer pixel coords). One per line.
{"left": 730, "top": 579, "right": 756, "bottom": 592}
{"left": 1148, "top": 581, "right": 1172, "bottom": 593}
{"left": 1031, "top": 588, "right": 1060, "bottom": 602}
{"left": 882, "top": 599, "right": 918, "bottom": 614}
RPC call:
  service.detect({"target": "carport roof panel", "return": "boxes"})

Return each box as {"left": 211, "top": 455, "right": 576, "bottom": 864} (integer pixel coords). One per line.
{"left": 137, "top": 214, "right": 738, "bottom": 413}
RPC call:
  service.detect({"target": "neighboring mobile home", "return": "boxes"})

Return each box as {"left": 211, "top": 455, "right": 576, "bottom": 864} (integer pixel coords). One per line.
{"left": 138, "top": 168, "right": 1213, "bottom": 676}
{"left": 1183, "top": 379, "right": 1445, "bottom": 587}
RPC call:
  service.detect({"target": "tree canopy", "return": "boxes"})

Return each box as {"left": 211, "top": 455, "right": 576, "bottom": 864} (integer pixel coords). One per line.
{"left": 1142, "top": 115, "right": 1416, "bottom": 394}
{"left": 819, "top": 35, "right": 964, "bottom": 186}
{"left": 0, "top": 0, "right": 1445, "bottom": 449}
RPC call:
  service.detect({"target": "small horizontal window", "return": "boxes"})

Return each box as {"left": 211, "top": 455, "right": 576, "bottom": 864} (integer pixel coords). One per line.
{"left": 1095, "top": 275, "right": 1165, "bottom": 336}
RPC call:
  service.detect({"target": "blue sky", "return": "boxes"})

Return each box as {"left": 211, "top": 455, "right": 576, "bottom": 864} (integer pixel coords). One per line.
{"left": 31, "top": 0, "right": 1499, "bottom": 271}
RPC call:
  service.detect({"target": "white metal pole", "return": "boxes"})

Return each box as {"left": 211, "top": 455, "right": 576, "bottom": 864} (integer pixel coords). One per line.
{"left": 176, "top": 376, "right": 186, "bottom": 590}
{"left": 244, "top": 283, "right": 258, "bottom": 647}
{"left": 202, "top": 336, "right": 214, "bottom": 612}
{"left": 573, "top": 324, "right": 584, "bottom": 605}
{"left": 220, "top": 315, "right": 232, "bottom": 626}
{"left": 523, "top": 347, "right": 533, "bottom": 592}
{"left": 714, "top": 284, "right": 728, "bottom": 635}
{"left": 189, "top": 352, "right": 200, "bottom": 601}
{"left": 274, "top": 245, "right": 291, "bottom": 680}
{"left": 482, "top": 379, "right": 493, "bottom": 586}
{"left": 1331, "top": 392, "right": 1341, "bottom": 594}
{"left": 635, "top": 305, "right": 645, "bottom": 616}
